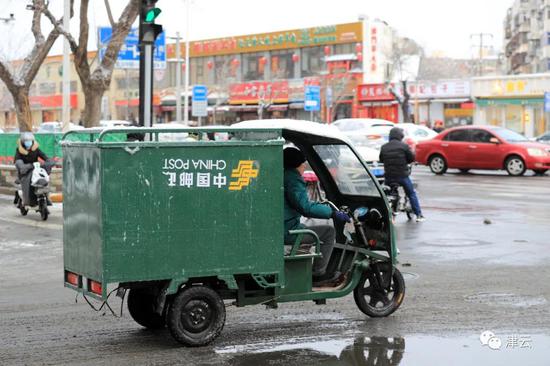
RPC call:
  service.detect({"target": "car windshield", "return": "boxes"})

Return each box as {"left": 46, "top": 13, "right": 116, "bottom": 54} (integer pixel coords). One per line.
{"left": 493, "top": 128, "right": 528, "bottom": 142}
{"left": 313, "top": 144, "right": 380, "bottom": 197}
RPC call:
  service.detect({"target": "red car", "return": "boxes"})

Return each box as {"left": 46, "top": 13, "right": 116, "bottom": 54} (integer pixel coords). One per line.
{"left": 415, "top": 125, "right": 550, "bottom": 176}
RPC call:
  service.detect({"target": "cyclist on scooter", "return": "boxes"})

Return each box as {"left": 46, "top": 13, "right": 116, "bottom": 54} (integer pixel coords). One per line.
{"left": 379, "top": 127, "right": 425, "bottom": 222}
{"left": 14, "top": 132, "right": 53, "bottom": 206}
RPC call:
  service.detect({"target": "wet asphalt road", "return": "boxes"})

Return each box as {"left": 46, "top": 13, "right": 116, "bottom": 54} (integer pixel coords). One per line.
{"left": 1, "top": 167, "right": 549, "bottom": 365}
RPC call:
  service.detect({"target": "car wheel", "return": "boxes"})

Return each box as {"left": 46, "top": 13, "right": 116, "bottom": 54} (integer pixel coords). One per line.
{"left": 505, "top": 156, "right": 526, "bottom": 176}
{"left": 428, "top": 155, "right": 447, "bottom": 175}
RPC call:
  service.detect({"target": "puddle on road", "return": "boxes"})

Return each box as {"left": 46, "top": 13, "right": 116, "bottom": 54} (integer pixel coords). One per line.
{"left": 419, "top": 238, "right": 491, "bottom": 248}
{"left": 465, "top": 292, "right": 547, "bottom": 308}
{"left": 218, "top": 334, "right": 550, "bottom": 365}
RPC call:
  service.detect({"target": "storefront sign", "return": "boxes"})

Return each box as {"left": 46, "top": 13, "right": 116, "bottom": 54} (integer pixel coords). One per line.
{"left": 357, "top": 83, "right": 394, "bottom": 102}
{"left": 394, "top": 80, "right": 471, "bottom": 99}
{"left": 29, "top": 94, "right": 77, "bottom": 109}
{"left": 229, "top": 81, "right": 289, "bottom": 104}
{"left": 370, "top": 27, "right": 378, "bottom": 73}
{"left": 472, "top": 75, "right": 550, "bottom": 97}
{"left": 167, "top": 22, "right": 362, "bottom": 58}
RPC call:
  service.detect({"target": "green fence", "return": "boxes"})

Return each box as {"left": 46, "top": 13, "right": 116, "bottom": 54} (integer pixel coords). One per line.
{"left": 0, "top": 132, "right": 126, "bottom": 165}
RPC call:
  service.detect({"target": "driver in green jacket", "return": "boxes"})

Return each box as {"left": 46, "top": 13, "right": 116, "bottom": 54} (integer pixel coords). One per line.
{"left": 283, "top": 147, "right": 350, "bottom": 284}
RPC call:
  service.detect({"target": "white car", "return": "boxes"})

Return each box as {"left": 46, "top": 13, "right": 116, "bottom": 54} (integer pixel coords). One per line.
{"left": 152, "top": 122, "right": 191, "bottom": 142}
{"left": 332, "top": 118, "right": 394, "bottom": 132}
{"left": 397, "top": 123, "right": 438, "bottom": 144}
{"left": 99, "top": 120, "right": 132, "bottom": 128}
{"left": 37, "top": 122, "right": 84, "bottom": 133}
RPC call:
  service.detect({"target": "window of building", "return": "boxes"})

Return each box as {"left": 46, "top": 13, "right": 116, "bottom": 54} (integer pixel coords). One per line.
{"left": 38, "top": 82, "right": 56, "bottom": 95}
{"left": 58, "top": 81, "right": 78, "bottom": 93}
{"left": 190, "top": 57, "right": 206, "bottom": 85}
{"left": 214, "top": 55, "right": 238, "bottom": 84}
{"left": 334, "top": 43, "right": 354, "bottom": 55}
{"left": 546, "top": 32, "right": 550, "bottom": 45}
{"left": 242, "top": 52, "right": 263, "bottom": 81}
{"left": 271, "top": 50, "right": 294, "bottom": 80}
{"left": 301, "top": 46, "right": 324, "bottom": 77}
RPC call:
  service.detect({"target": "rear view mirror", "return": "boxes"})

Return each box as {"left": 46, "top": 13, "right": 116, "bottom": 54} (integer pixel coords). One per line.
{"left": 489, "top": 137, "right": 500, "bottom": 144}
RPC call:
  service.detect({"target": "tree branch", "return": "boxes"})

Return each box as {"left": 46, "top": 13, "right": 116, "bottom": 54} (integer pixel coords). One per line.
{"left": 95, "top": 0, "right": 140, "bottom": 83}
{"left": 0, "top": 60, "right": 16, "bottom": 92}
{"left": 104, "top": 0, "right": 116, "bottom": 28}
{"left": 31, "top": 0, "right": 45, "bottom": 45}
{"left": 40, "top": 1, "right": 78, "bottom": 53}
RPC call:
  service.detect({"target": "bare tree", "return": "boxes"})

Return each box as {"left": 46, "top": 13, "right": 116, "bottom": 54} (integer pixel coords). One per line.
{"left": 387, "top": 37, "right": 423, "bottom": 123}
{"left": 45, "top": 0, "right": 139, "bottom": 127}
{"left": 0, "top": 0, "right": 69, "bottom": 132}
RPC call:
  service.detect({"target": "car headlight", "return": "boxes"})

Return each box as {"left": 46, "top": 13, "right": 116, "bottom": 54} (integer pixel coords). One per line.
{"left": 527, "top": 148, "right": 547, "bottom": 157}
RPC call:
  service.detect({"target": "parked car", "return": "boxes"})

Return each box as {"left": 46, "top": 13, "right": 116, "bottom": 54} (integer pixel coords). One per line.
{"left": 534, "top": 131, "right": 550, "bottom": 145}
{"left": 415, "top": 125, "right": 550, "bottom": 176}
{"left": 99, "top": 120, "right": 132, "bottom": 128}
{"left": 332, "top": 118, "right": 394, "bottom": 132}
{"left": 37, "top": 122, "right": 84, "bottom": 133}
{"left": 397, "top": 123, "right": 438, "bottom": 148}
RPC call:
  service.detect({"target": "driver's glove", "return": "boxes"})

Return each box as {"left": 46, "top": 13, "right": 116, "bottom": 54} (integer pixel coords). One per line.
{"left": 332, "top": 210, "right": 351, "bottom": 223}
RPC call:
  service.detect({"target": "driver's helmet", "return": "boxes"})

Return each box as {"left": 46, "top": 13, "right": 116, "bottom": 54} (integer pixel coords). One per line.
{"left": 20, "top": 132, "right": 35, "bottom": 150}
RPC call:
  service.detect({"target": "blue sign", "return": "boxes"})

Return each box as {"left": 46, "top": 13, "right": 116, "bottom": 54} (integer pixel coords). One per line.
{"left": 304, "top": 85, "right": 321, "bottom": 112}
{"left": 545, "top": 92, "right": 550, "bottom": 113}
{"left": 98, "top": 27, "right": 166, "bottom": 69}
{"left": 192, "top": 85, "right": 208, "bottom": 102}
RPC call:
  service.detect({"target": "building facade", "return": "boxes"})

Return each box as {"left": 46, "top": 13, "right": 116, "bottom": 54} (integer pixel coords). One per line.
{"left": 0, "top": 19, "right": 396, "bottom": 129}
{"left": 472, "top": 73, "right": 550, "bottom": 137}
{"left": 503, "top": 0, "right": 550, "bottom": 74}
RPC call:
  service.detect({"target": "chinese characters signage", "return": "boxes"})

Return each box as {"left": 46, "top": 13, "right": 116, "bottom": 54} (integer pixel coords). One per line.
{"left": 229, "top": 81, "right": 289, "bottom": 104}
{"left": 167, "top": 22, "right": 362, "bottom": 58}
{"left": 162, "top": 159, "right": 259, "bottom": 191}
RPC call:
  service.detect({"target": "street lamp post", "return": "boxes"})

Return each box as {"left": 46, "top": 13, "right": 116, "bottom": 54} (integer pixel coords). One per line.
{"left": 62, "top": 0, "right": 70, "bottom": 131}
{"left": 183, "top": 0, "right": 190, "bottom": 125}
{"left": 167, "top": 33, "right": 182, "bottom": 124}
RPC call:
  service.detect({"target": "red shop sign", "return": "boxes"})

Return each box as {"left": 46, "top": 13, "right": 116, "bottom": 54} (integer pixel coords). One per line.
{"left": 229, "top": 81, "right": 289, "bottom": 104}
{"left": 357, "top": 84, "right": 394, "bottom": 102}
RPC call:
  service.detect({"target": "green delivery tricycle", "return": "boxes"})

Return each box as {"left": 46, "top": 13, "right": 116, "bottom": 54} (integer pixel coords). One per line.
{"left": 61, "top": 119, "right": 405, "bottom": 346}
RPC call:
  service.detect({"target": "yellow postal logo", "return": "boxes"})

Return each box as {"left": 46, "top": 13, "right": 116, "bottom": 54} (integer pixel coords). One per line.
{"left": 229, "top": 160, "right": 259, "bottom": 190}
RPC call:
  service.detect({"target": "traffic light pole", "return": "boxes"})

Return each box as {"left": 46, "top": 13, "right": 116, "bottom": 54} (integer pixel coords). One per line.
{"left": 138, "top": 0, "right": 162, "bottom": 128}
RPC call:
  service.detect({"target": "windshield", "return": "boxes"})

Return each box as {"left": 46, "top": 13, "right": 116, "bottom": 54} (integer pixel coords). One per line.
{"left": 493, "top": 128, "right": 528, "bottom": 142}
{"left": 313, "top": 144, "right": 380, "bottom": 197}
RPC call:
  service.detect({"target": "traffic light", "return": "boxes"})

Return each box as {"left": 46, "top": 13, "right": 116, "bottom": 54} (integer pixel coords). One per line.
{"left": 139, "top": 0, "right": 163, "bottom": 128}
{"left": 140, "top": 0, "right": 163, "bottom": 44}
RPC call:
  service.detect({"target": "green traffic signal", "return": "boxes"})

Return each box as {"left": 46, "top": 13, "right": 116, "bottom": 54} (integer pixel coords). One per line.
{"left": 144, "top": 7, "right": 161, "bottom": 22}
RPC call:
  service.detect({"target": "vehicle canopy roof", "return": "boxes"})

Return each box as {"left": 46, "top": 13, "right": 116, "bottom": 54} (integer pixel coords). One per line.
{"left": 232, "top": 119, "right": 351, "bottom": 145}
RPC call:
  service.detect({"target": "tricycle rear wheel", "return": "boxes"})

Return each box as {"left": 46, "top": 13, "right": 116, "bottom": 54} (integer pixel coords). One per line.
{"left": 127, "top": 288, "right": 166, "bottom": 329}
{"left": 167, "top": 285, "right": 226, "bottom": 346}
{"left": 353, "top": 265, "right": 405, "bottom": 317}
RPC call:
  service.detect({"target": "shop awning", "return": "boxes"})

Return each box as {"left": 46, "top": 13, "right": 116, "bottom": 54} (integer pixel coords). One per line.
{"left": 430, "top": 98, "right": 470, "bottom": 103}
{"left": 475, "top": 98, "right": 543, "bottom": 106}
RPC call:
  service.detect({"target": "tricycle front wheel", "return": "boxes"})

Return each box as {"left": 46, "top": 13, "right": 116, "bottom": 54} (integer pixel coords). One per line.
{"left": 167, "top": 285, "right": 226, "bottom": 347}
{"left": 353, "top": 265, "right": 405, "bottom": 317}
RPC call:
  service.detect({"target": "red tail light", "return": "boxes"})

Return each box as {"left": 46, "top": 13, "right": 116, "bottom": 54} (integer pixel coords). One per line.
{"left": 65, "top": 271, "right": 80, "bottom": 287}
{"left": 367, "top": 134, "right": 381, "bottom": 140}
{"left": 89, "top": 280, "right": 103, "bottom": 295}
